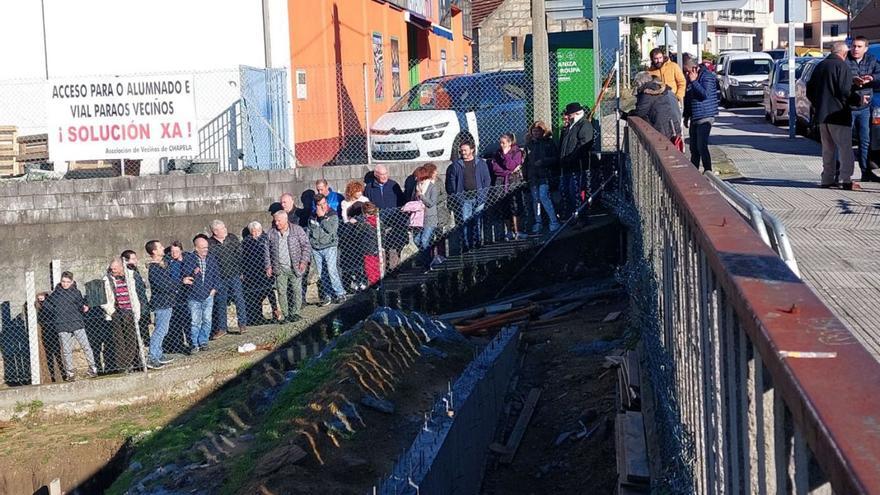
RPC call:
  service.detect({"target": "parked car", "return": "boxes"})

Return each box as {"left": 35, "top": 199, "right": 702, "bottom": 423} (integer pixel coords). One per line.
{"left": 369, "top": 71, "right": 527, "bottom": 162}
{"left": 716, "top": 52, "right": 774, "bottom": 107}
{"left": 793, "top": 57, "right": 825, "bottom": 137}
{"left": 763, "top": 57, "right": 812, "bottom": 125}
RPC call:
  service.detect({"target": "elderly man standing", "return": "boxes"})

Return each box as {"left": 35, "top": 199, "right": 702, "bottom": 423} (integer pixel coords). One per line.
{"left": 808, "top": 41, "right": 857, "bottom": 190}
{"left": 101, "top": 258, "right": 144, "bottom": 373}
{"left": 558, "top": 102, "right": 594, "bottom": 219}
{"left": 265, "top": 209, "right": 311, "bottom": 323}
{"left": 309, "top": 193, "right": 347, "bottom": 306}
{"left": 183, "top": 235, "right": 219, "bottom": 353}
{"left": 365, "top": 164, "right": 405, "bottom": 269}
{"left": 648, "top": 48, "right": 686, "bottom": 102}
{"left": 208, "top": 220, "right": 248, "bottom": 336}
{"left": 242, "top": 221, "right": 278, "bottom": 324}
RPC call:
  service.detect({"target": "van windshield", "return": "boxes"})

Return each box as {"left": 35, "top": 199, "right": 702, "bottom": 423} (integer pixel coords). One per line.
{"left": 389, "top": 80, "right": 475, "bottom": 112}
{"left": 728, "top": 59, "right": 772, "bottom": 76}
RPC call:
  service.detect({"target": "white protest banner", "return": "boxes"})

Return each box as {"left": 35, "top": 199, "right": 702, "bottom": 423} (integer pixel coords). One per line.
{"left": 47, "top": 74, "right": 197, "bottom": 162}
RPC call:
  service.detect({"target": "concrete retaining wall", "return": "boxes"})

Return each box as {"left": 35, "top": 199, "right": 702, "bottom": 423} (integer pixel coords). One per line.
{"left": 378, "top": 324, "right": 521, "bottom": 495}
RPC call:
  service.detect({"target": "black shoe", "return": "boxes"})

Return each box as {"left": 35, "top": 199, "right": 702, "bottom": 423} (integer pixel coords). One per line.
{"left": 287, "top": 314, "right": 303, "bottom": 323}
{"left": 63, "top": 374, "right": 76, "bottom": 382}
{"left": 332, "top": 295, "right": 347, "bottom": 305}
{"left": 842, "top": 181, "right": 862, "bottom": 191}
{"left": 861, "top": 171, "right": 880, "bottom": 182}
{"left": 199, "top": 344, "right": 209, "bottom": 352}
{"left": 819, "top": 183, "right": 839, "bottom": 189}
{"left": 318, "top": 298, "right": 332, "bottom": 307}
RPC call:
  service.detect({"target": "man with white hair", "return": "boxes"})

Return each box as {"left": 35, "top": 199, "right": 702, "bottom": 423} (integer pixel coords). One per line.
{"left": 364, "top": 164, "right": 405, "bottom": 268}
{"left": 265, "top": 209, "right": 311, "bottom": 323}
{"left": 808, "top": 41, "right": 858, "bottom": 190}
{"left": 242, "top": 221, "right": 278, "bottom": 324}
{"left": 208, "top": 219, "right": 248, "bottom": 336}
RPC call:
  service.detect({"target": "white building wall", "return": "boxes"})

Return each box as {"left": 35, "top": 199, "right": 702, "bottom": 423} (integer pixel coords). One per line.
{"left": 0, "top": 0, "right": 293, "bottom": 173}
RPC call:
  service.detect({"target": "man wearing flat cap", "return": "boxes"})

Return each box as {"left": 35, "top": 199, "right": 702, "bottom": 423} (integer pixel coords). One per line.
{"left": 558, "top": 102, "right": 593, "bottom": 219}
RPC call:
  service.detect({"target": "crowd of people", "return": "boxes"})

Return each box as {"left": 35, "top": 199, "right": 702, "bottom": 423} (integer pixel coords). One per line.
{"left": 35, "top": 112, "right": 602, "bottom": 380}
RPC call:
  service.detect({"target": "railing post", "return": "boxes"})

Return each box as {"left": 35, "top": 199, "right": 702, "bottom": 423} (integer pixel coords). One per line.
{"left": 376, "top": 213, "right": 386, "bottom": 306}
{"left": 50, "top": 259, "right": 61, "bottom": 287}
{"left": 25, "top": 271, "right": 40, "bottom": 385}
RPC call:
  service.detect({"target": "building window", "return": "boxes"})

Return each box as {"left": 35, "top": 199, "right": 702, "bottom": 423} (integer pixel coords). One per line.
{"left": 440, "top": 0, "right": 452, "bottom": 29}
{"left": 504, "top": 36, "right": 523, "bottom": 62}
{"left": 830, "top": 24, "right": 840, "bottom": 37}
{"left": 804, "top": 24, "right": 813, "bottom": 40}
{"left": 295, "top": 70, "right": 307, "bottom": 100}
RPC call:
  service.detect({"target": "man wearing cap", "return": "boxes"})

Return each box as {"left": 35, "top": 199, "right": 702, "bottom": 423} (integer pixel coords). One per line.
{"left": 557, "top": 102, "right": 593, "bottom": 219}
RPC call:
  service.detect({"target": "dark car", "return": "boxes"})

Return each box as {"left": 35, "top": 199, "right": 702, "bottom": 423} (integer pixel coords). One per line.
{"left": 764, "top": 49, "right": 786, "bottom": 61}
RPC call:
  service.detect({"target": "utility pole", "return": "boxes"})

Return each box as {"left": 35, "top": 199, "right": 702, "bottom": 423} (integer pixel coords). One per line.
{"left": 531, "top": 0, "right": 552, "bottom": 126}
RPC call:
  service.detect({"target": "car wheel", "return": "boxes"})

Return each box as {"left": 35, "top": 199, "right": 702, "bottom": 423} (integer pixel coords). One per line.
{"left": 765, "top": 110, "right": 771, "bottom": 122}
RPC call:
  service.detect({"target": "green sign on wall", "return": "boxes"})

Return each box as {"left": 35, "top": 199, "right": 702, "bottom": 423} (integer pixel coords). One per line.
{"left": 525, "top": 31, "right": 597, "bottom": 140}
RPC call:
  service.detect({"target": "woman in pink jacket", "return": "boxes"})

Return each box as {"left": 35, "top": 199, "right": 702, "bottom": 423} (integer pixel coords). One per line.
{"left": 490, "top": 133, "right": 527, "bottom": 240}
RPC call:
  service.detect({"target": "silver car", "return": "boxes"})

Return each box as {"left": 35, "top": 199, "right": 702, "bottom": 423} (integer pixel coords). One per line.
{"left": 762, "top": 57, "right": 812, "bottom": 125}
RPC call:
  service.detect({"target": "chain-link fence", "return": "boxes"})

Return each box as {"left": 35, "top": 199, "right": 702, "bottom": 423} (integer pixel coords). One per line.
{"left": 1, "top": 140, "right": 622, "bottom": 385}
{"left": 0, "top": 48, "right": 626, "bottom": 179}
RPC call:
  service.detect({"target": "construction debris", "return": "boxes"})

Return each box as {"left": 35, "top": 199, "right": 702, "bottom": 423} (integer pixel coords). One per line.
{"left": 360, "top": 396, "right": 396, "bottom": 415}
{"left": 497, "top": 388, "right": 543, "bottom": 464}
{"left": 616, "top": 412, "right": 649, "bottom": 487}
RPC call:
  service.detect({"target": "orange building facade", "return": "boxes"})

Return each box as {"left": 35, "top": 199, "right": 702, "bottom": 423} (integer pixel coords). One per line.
{"left": 289, "top": 0, "right": 473, "bottom": 166}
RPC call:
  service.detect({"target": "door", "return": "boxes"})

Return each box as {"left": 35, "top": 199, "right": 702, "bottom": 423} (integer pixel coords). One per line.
{"left": 407, "top": 25, "right": 421, "bottom": 89}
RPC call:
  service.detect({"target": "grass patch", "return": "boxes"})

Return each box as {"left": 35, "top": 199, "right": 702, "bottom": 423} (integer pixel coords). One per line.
{"left": 14, "top": 400, "right": 44, "bottom": 416}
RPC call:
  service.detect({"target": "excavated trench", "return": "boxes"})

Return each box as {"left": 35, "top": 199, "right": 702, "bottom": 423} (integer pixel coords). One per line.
{"left": 15, "top": 212, "right": 623, "bottom": 495}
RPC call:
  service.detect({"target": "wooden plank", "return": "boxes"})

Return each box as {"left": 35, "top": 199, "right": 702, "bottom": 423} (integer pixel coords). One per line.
{"left": 538, "top": 300, "right": 588, "bottom": 321}
{"left": 623, "top": 411, "right": 649, "bottom": 485}
{"left": 500, "top": 387, "right": 543, "bottom": 464}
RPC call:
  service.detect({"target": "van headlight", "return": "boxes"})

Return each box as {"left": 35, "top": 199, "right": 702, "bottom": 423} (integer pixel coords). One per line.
{"left": 422, "top": 130, "right": 445, "bottom": 140}
{"left": 728, "top": 78, "right": 739, "bottom": 86}
{"left": 774, "top": 89, "right": 787, "bottom": 98}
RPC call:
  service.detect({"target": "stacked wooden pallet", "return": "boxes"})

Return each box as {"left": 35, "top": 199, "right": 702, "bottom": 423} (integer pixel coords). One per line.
{"left": 17, "top": 133, "right": 49, "bottom": 171}
{"left": 610, "top": 349, "right": 650, "bottom": 493}
{"left": 0, "top": 126, "right": 19, "bottom": 176}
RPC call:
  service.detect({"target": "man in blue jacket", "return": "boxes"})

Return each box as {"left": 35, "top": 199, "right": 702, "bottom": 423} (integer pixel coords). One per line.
{"left": 445, "top": 139, "right": 491, "bottom": 251}
{"left": 847, "top": 36, "right": 880, "bottom": 181}
{"left": 683, "top": 58, "right": 719, "bottom": 173}
{"left": 182, "top": 234, "right": 219, "bottom": 353}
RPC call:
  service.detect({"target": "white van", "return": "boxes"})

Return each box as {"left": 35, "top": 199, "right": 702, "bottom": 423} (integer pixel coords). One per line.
{"left": 716, "top": 52, "right": 774, "bottom": 107}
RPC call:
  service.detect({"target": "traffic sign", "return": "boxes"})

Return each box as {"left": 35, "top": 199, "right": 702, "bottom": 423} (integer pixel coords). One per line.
{"left": 773, "top": 0, "right": 807, "bottom": 24}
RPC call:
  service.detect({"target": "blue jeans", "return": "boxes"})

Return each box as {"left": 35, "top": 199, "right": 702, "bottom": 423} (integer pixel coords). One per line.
{"left": 530, "top": 183, "right": 559, "bottom": 230}
{"left": 213, "top": 276, "right": 247, "bottom": 330}
{"left": 149, "top": 308, "right": 172, "bottom": 362}
{"left": 852, "top": 107, "right": 871, "bottom": 172}
{"left": 414, "top": 226, "right": 435, "bottom": 265}
{"left": 313, "top": 246, "right": 345, "bottom": 299}
{"left": 458, "top": 199, "right": 484, "bottom": 249}
{"left": 188, "top": 296, "right": 214, "bottom": 348}
{"left": 560, "top": 172, "right": 584, "bottom": 217}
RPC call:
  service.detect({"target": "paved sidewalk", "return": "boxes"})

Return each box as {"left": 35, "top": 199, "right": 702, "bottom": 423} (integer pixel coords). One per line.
{"left": 712, "top": 108, "right": 880, "bottom": 359}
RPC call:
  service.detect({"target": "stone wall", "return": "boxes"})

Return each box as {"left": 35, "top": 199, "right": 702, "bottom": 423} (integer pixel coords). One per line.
{"left": 0, "top": 162, "right": 430, "bottom": 313}
{"left": 475, "top": 0, "right": 591, "bottom": 72}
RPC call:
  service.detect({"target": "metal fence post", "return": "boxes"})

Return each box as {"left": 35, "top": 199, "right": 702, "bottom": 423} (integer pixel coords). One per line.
{"left": 363, "top": 63, "right": 373, "bottom": 168}
{"left": 376, "top": 213, "right": 386, "bottom": 306}
{"left": 25, "top": 271, "right": 40, "bottom": 385}
{"left": 133, "top": 318, "right": 149, "bottom": 373}
{"left": 51, "top": 259, "right": 61, "bottom": 287}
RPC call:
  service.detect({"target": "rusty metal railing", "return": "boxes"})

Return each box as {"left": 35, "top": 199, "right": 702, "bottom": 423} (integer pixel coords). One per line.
{"left": 625, "top": 117, "right": 880, "bottom": 494}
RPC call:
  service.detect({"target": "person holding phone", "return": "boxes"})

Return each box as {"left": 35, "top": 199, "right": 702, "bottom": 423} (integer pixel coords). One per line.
{"left": 846, "top": 36, "right": 880, "bottom": 181}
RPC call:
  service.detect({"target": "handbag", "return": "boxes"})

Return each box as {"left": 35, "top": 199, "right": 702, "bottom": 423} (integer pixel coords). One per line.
{"left": 672, "top": 135, "right": 684, "bottom": 152}
{"left": 399, "top": 231, "right": 420, "bottom": 262}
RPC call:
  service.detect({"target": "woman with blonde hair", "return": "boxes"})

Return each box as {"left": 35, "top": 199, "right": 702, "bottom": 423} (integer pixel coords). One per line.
{"left": 524, "top": 121, "right": 560, "bottom": 233}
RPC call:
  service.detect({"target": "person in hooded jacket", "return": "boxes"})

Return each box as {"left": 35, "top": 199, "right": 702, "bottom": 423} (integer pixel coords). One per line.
{"left": 524, "top": 121, "right": 561, "bottom": 234}
{"left": 39, "top": 271, "right": 97, "bottom": 381}
{"left": 626, "top": 72, "right": 683, "bottom": 142}
{"left": 490, "top": 133, "right": 529, "bottom": 240}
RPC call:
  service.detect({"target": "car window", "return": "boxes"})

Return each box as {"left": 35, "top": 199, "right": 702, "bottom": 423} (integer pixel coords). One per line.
{"left": 728, "top": 58, "right": 772, "bottom": 76}
{"left": 777, "top": 61, "right": 805, "bottom": 84}
{"left": 389, "top": 80, "right": 474, "bottom": 112}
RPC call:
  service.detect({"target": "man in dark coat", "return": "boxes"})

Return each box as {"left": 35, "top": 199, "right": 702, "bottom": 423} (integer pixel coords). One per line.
{"left": 808, "top": 41, "right": 857, "bottom": 189}
{"left": 39, "top": 271, "right": 97, "bottom": 380}
{"left": 364, "top": 164, "right": 406, "bottom": 268}
{"left": 557, "top": 102, "right": 593, "bottom": 219}
{"left": 683, "top": 58, "right": 719, "bottom": 172}
{"left": 847, "top": 36, "right": 880, "bottom": 180}
{"left": 208, "top": 219, "right": 248, "bottom": 336}
{"left": 242, "top": 221, "right": 278, "bottom": 325}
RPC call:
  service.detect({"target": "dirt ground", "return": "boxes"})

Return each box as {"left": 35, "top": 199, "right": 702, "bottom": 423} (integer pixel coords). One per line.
{"left": 480, "top": 297, "right": 627, "bottom": 495}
